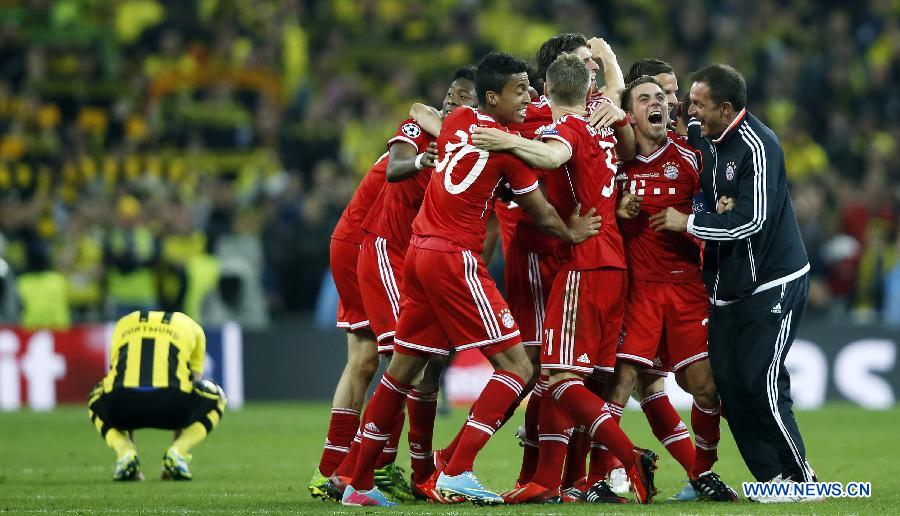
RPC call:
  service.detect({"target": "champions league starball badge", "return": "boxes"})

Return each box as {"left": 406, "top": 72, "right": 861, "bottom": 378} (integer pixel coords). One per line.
{"left": 401, "top": 123, "right": 421, "bottom": 139}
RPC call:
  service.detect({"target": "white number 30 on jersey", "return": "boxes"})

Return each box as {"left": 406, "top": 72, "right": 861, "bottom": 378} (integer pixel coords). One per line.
{"left": 436, "top": 130, "right": 490, "bottom": 195}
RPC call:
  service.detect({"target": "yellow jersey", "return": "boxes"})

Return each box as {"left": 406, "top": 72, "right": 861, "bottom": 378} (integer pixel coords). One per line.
{"left": 102, "top": 311, "right": 206, "bottom": 394}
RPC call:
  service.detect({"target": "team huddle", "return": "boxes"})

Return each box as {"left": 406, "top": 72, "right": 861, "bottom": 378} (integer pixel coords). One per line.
{"left": 309, "top": 31, "right": 816, "bottom": 506}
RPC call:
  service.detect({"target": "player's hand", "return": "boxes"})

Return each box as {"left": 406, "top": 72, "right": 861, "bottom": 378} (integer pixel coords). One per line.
{"left": 649, "top": 207, "right": 689, "bottom": 232}
{"left": 588, "top": 102, "right": 626, "bottom": 129}
{"left": 616, "top": 192, "right": 643, "bottom": 219}
{"left": 472, "top": 127, "right": 515, "bottom": 151}
{"left": 716, "top": 196, "right": 736, "bottom": 214}
{"left": 421, "top": 142, "right": 438, "bottom": 168}
{"left": 568, "top": 203, "right": 602, "bottom": 243}
{"left": 528, "top": 86, "right": 539, "bottom": 100}
{"left": 587, "top": 37, "right": 616, "bottom": 62}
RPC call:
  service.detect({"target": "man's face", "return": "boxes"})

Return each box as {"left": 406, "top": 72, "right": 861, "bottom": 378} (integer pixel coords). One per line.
{"left": 441, "top": 79, "right": 476, "bottom": 116}
{"left": 629, "top": 82, "right": 668, "bottom": 141}
{"left": 689, "top": 81, "right": 727, "bottom": 137}
{"left": 653, "top": 72, "right": 679, "bottom": 122}
{"left": 571, "top": 45, "right": 600, "bottom": 84}
{"left": 491, "top": 72, "right": 531, "bottom": 124}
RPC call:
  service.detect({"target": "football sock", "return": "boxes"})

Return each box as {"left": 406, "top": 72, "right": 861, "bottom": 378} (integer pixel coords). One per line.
{"left": 586, "top": 400, "right": 624, "bottom": 482}
{"left": 530, "top": 390, "right": 573, "bottom": 491}
{"left": 349, "top": 373, "right": 412, "bottom": 491}
{"left": 562, "top": 427, "right": 588, "bottom": 488}
{"left": 105, "top": 428, "right": 136, "bottom": 459}
{"left": 443, "top": 371, "right": 525, "bottom": 476}
{"left": 552, "top": 379, "right": 635, "bottom": 469}
{"left": 691, "top": 400, "right": 721, "bottom": 477}
{"left": 407, "top": 389, "right": 438, "bottom": 483}
{"left": 333, "top": 432, "right": 360, "bottom": 478}
{"left": 641, "top": 392, "right": 695, "bottom": 477}
{"left": 374, "top": 408, "right": 405, "bottom": 469}
{"left": 172, "top": 422, "right": 208, "bottom": 456}
{"left": 318, "top": 408, "right": 360, "bottom": 476}
{"left": 516, "top": 376, "right": 545, "bottom": 485}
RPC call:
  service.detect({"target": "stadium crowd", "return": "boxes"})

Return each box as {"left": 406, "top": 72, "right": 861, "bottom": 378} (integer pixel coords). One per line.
{"left": 1, "top": 0, "right": 899, "bottom": 328}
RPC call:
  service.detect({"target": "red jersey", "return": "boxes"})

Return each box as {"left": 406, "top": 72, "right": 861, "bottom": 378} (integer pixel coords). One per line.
{"left": 362, "top": 119, "right": 435, "bottom": 249}
{"left": 617, "top": 136, "right": 703, "bottom": 282}
{"left": 412, "top": 106, "right": 539, "bottom": 253}
{"left": 540, "top": 114, "right": 625, "bottom": 271}
{"left": 332, "top": 154, "right": 387, "bottom": 244}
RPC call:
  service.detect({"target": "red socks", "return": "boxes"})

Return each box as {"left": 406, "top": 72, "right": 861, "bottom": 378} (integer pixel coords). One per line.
{"left": 318, "top": 408, "right": 360, "bottom": 476}
{"left": 551, "top": 379, "right": 635, "bottom": 469}
{"left": 691, "top": 400, "right": 721, "bottom": 477}
{"left": 530, "top": 388, "right": 573, "bottom": 490}
{"left": 587, "top": 400, "right": 624, "bottom": 482}
{"left": 641, "top": 392, "right": 695, "bottom": 477}
{"left": 407, "top": 389, "right": 439, "bottom": 484}
{"left": 349, "top": 373, "right": 412, "bottom": 491}
{"left": 562, "top": 427, "right": 588, "bottom": 488}
{"left": 374, "top": 409, "right": 405, "bottom": 469}
{"left": 443, "top": 371, "right": 525, "bottom": 476}
{"left": 516, "top": 376, "right": 544, "bottom": 485}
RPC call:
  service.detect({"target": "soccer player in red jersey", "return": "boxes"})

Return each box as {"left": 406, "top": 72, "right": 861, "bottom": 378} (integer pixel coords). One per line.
{"left": 340, "top": 52, "right": 601, "bottom": 507}
{"left": 605, "top": 75, "right": 738, "bottom": 501}
{"left": 355, "top": 66, "right": 477, "bottom": 501}
{"left": 472, "top": 53, "right": 657, "bottom": 505}
{"left": 309, "top": 95, "right": 442, "bottom": 501}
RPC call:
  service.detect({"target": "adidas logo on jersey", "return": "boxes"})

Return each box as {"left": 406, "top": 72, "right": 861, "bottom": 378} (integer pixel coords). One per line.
{"left": 577, "top": 353, "right": 591, "bottom": 364}
{"left": 364, "top": 422, "right": 381, "bottom": 433}
{"left": 771, "top": 303, "right": 782, "bottom": 314}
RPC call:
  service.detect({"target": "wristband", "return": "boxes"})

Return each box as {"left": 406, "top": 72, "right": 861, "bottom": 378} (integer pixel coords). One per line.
{"left": 414, "top": 153, "right": 425, "bottom": 170}
{"left": 614, "top": 118, "right": 629, "bottom": 128}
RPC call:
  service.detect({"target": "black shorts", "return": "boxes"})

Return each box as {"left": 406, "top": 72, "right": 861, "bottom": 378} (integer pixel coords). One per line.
{"left": 89, "top": 381, "right": 223, "bottom": 431}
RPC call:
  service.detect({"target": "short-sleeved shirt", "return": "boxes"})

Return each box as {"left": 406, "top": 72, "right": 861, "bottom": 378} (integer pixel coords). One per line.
{"left": 412, "top": 106, "right": 539, "bottom": 253}
{"left": 332, "top": 155, "right": 388, "bottom": 245}
{"left": 363, "top": 119, "right": 436, "bottom": 249}
{"left": 540, "top": 114, "right": 625, "bottom": 271}
{"left": 102, "top": 310, "right": 206, "bottom": 394}
{"left": 617, "top": 136, "right": 703, "bottom": 282}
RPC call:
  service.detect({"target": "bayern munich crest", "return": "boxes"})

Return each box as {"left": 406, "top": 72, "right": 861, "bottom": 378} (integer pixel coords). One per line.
{"left": 401, "top": 122, "right": 421, "bottom": 139}
{"left": 499, "top": 309, "right": 515, "bottom": 329}
{"left": 663, "top": 162, "right": 679, "bottom": 180}
{"left": 725, "top": 161, "right": 736, "bottom": 180}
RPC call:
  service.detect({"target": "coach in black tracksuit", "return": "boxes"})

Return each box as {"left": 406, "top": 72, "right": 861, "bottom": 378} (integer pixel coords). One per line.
{"left": 650, "top": 64, "right": 814, "bottom": 484}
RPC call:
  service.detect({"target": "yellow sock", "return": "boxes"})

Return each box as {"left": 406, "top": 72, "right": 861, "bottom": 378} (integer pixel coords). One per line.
{"left": 105, "top": 429, "right": 136, "bottom": 459}
{"left": 171, "top": 422, "right": 208, "bottom": 455}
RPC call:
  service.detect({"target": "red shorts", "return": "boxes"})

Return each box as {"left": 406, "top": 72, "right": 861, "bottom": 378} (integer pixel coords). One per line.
{"left": 394, "top": 244, "right": 521, "bottom": 356}
{"left": 541, "top": 268, "right": 626, "bottom": 375}
{"left": 618, "top": 280, "right": 709, "bottom": 373}
{"left": 504, "top": 242, "right": 558, "bottom": 347}
{"left": 358, "top": 234, "right": 405, "bottom": 353}
{"left": 330, "top": 238, "right": 369, "bottom": 331}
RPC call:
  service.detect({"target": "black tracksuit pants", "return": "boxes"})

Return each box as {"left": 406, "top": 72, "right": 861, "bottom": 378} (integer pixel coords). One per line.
{"left": 707, "top": 273, "right": 815, "bottom": 482}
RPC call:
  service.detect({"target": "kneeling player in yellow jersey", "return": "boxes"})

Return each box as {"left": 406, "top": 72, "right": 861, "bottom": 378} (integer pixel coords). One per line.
{"left": 88, "top": 310, "right": 226, "bottom": 481}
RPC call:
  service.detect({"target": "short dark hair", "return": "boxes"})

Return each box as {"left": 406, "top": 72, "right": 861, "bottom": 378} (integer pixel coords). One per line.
{"left": 475, "top": 52, "right": 529, "bottom": 105}
{"left": 546, "top": 53, "right": 591, "bottom": 107}
{"left": 689, "top": 64, "right": 747, "bottom": 111}
{"left": 536, "top": 33, "right": 588, "bottom": 81}
{"left": 452, "top": 65, "right": 476, "bottom": 83}
{"left": 624, "top": 58, "right": 674, "bottom": 85}
{"left": 622, "top": 75, "right": 664, "bottom": 112}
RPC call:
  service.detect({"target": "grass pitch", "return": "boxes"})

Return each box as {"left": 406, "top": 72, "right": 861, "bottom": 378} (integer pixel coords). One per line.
{"left": 0, "top": 402, "right": 897, "bottom": 514}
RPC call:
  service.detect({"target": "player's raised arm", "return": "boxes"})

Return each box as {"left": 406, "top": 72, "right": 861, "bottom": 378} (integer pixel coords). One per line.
{"left": 385, "top": 140, "right": 437, "bottom": 183}
{"left": 587, "top": 37, "right": 625, "bottom": 105}
{"left": 515, "top": 188, "right": 599, "bottom": 244}
{"left": 472, "top": 127, "right": 572, "bottom": 170}
{"left": 409, "top": 103, "right": 442, "bottom": 137}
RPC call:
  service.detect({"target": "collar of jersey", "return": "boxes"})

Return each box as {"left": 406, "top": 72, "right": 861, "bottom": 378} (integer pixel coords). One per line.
{"left": 712, "top": 108, "right": 747, "bottom": 145}
{"left": 635, "top": 138, "right": 672, "bottom": 162}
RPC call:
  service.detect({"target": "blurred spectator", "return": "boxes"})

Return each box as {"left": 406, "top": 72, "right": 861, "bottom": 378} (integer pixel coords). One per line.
{"left": 104, "top": 195, "right": 158, "bottom": 317}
